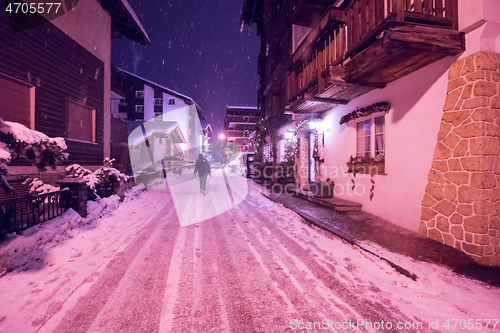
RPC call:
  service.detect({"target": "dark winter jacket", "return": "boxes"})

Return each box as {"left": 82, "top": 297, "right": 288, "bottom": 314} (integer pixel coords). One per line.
{"left": 194, "top": 157, "right": 211, "bottom": 177}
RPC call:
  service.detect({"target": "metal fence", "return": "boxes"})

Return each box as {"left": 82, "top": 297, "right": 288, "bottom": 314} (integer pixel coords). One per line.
{"left": 0, "top": 189, "right": 70, "bottom": 239}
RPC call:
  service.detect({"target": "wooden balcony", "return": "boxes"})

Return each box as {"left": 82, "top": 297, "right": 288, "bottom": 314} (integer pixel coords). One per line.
{"left": 290, "top": 0, "right": 333, "bottom": 27}
{"left": 225, "top": 130, "right": 251, "bottom": 139}
{"left": 287, "top": 0, "right": 464, "bottom": 114}
{"left": 225, "top": 115, "right": 261, "bottom": 124}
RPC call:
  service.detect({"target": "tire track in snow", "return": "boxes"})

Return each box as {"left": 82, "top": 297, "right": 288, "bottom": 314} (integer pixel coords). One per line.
{"left": 230, "top": 201, "right": 347, "bottom": 329}
{"left": 45, "top": 195, "right": 175, "bottom": 333}
{"left": 198, "top": 211, "right": 262, "bottom": 332}
{"left": 169, "top": 225, "right": 196, "bottom": 332}
{"left": 84, "top": 202, "right": 180, "bottom": 332}
{"left": 242, "top": 194, "right": 417, "bottom": 330}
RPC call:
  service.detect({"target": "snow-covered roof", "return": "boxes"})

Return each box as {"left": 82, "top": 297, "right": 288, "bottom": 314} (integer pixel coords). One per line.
{"left": 116, "top": 68, "right": 205, "bottom": 120}
{"left": 227, "top": 106, "right": 259, "bottom": 110}
{"left": 128, "top": 121, "right": 186, "bottom": 148}
{"left": 102, "top": 0, "right": 150, "bottom": 45}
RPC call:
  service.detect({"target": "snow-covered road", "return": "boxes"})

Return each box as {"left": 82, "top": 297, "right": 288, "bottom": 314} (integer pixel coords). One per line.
{"left": 1, "top": 173, "right": 500, "bottom": 332}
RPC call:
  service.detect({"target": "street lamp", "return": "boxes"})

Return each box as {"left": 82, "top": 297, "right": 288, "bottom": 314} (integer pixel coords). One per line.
{"left": 219, "top": 133, "right": 225, "bottom": 140}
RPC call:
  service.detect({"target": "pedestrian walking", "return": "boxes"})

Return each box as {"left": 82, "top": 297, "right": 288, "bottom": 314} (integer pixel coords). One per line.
{"left": 194, "top": 153, "right": 211, "bottom": 195}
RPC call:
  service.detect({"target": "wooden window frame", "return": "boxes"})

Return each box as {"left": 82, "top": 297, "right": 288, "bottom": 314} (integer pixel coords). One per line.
{"left": 0, "top": 73, "right": 36, "bottom": 129}
{"left": 355, "top": 113, "right": 386, "bottom": 159}
{"left": 65, "top": 99, "right": 96, "bottom": 144}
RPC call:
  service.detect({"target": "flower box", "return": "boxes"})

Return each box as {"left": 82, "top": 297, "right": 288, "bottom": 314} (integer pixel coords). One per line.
{"left": 347, "top": 162, "right": 385, "bottom": 176}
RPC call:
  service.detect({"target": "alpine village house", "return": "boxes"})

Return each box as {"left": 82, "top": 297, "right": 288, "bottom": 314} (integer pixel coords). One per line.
{"left": 0, "top": 0, "right": 149, "bottom": 181}
{"left": 240, "top": 0, "right": 500, "bottom": 266}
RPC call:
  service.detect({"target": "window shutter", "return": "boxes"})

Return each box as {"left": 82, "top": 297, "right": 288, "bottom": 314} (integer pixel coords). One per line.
{"left": 67, "top": 100, "right": 95, "bottom": 143}
{"left": 0, "top": 76, "right": 32, "bottom": 128}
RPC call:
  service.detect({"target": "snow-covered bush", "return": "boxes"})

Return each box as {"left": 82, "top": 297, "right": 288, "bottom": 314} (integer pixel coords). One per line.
{"left": 22, "top": 177, "right": 59, "bottom": 194}
{"left": 0, "top": 119, "right": 68, "bottom": 193}
{"left": 66, "top": 158, "right": 129, "bottom": 200}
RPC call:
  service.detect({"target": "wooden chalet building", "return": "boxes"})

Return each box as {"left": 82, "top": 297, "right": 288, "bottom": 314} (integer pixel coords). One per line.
{"left": 241, "top": 0, "right": 500, "bottom": 266}
{"left": 0, "top": 0, "right": 149, "bottom": 179}
{"left": 224, "top": 106, "right": 261, "bottom": 151}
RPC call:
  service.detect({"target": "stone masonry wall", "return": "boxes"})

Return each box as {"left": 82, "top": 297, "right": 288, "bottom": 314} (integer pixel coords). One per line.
{"left": 419, "top": 51, "right": 500, "bottom": 266}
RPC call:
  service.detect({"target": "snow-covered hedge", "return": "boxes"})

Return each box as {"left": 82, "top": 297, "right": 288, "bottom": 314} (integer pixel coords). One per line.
{"left": 66, "top": 158, "right": 129, "bottom": 199}
{"left": 0, "top": 119, "right": 68, "bottom": 193}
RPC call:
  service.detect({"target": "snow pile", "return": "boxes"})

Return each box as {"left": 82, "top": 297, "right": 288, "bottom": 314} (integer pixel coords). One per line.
{"left": 65, "top": 163, "right": 93, "bottom": 178}
{"left": 181, "top": 166, "right": 193, "bottom": 175}
{"left": 22, "top": 177, "right": 59, "bottom": 194}
{"left": 0, "top": 186, "right": 140, "bottom": 276}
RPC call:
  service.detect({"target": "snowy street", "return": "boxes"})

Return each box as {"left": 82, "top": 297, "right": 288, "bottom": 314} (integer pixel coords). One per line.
{"left": 1, "top": 173, "right": 500, "bottom": 333}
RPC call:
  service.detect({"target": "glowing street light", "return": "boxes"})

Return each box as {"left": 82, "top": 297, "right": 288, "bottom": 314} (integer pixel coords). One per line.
{"left": 219, "top": 133, "right": 225, "bottom": 140}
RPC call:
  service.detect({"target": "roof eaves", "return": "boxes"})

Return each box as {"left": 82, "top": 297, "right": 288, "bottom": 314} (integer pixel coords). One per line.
{"left": 103, "top": 0, "right": 150, "bottom": 45}
{"left": 115, "top": 67, "right": 206, "bottom": 121}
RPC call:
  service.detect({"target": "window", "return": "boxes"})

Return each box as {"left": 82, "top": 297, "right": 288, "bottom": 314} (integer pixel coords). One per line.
{"left": 292, "top": 24, "right": 312, "bottom": 53}
{"left": 154, "top": 98, "right": 163, "bottom": 105}
{"left": 135, "top": 90, "right": 144, "bottom": 98}
{"left": 135, "top": 105, "right": 144, "bottom": 113}
{"left": 356, "top": 115, "right": 385, "bottom": 160}
{"left": 66, "top": 100, "right": 95, "bottom": 143}
{"left": 374, "top": 116, "right": 385, "bottom": 158}
{"left": 356, "top": 119, "right": 371, "bottom": 159}
{"left": 354, "top": 115, "right": 386, "bottom": 175}
{"left": 0, "top": 75, "right": 35, "bottom": 129}
{"left": 168, "top": 98, "right": 175, "bottom": 105}
{"left": 356, "top": 116, "right": 385, "bottom": 160}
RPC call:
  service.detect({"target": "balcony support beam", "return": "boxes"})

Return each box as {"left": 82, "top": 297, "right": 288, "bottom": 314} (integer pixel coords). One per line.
{"left": 303, "top": 93, "right": 349, "bottom": 105}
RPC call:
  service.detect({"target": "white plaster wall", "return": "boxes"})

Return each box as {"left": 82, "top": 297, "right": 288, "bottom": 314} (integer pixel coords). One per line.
{"left": 321, "top": 1, "right": 500, "bottom": 232}
{"left": 162, "top": 93, "right": 187, "bottom": 115}
{"left": 143, "top": 85, "right": 155, "bottom": 121}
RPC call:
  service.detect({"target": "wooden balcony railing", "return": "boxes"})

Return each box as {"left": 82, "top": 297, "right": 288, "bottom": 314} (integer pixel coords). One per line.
{"left": 287, "top": 0, "right": 459, "bottom": 104}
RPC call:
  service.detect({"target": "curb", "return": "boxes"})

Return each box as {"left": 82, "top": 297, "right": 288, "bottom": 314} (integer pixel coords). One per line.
{"left": 262, "top": 193, "right": 418, "bottom": 281}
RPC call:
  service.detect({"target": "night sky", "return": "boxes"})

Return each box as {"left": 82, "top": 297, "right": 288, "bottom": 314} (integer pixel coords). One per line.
{"left": 111, "top": 0, "right": 260, "bottom": 138}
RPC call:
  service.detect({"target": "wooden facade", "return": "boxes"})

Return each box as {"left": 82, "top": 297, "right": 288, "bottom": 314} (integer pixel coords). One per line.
{"left": 241, "top": 0, "right": 465, "bottom": 116}
{"left": 0, "top": 8, "right": 105, "bottom": 166}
